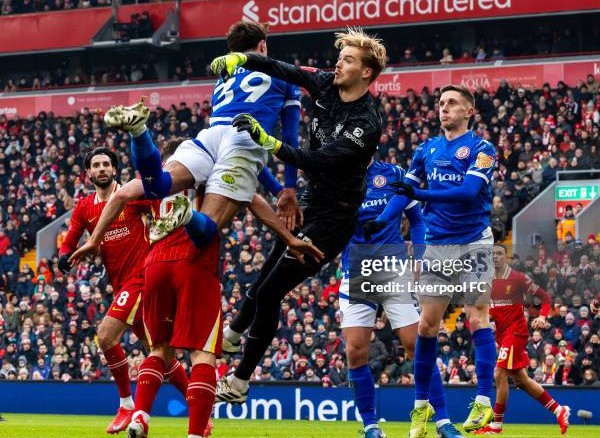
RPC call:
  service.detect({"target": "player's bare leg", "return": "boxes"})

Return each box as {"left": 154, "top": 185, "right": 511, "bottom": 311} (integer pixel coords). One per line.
{"left": 98, "top": 316, "right": 135, "bottom": 434}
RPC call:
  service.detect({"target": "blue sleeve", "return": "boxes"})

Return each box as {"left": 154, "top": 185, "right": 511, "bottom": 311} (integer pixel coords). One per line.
{"left": 281, "top": 85, "right": 301, "bottom": 188}
{"left": 404, "top": 202, "right": 426, "bottom": 259}
{"left": 377, "top": 194, "right": 411, "bottom": 222}
{"left": 466, "top": 140, "right": 496, "bottom": 184}
{"left": 414, "top": 174, "right": 484, "bottom": 203}
{"left": 258, "top": 167, "right": 283, "bottom": 197}
{"left": 404, "top": 202, "right": 425, "bottom": 245}
{"left": 405, "top": 144, "right": 426, "bottom": 186}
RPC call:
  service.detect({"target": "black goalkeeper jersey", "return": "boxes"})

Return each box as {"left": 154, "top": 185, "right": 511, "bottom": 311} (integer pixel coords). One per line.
{"left": 244, "top": 54, "right": 383, "bottom": 215}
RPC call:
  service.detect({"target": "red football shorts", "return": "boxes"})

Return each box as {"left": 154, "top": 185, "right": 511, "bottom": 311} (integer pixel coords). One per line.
{"left": 496, "top": 331, "right": 529, "bottom": 370}
{"left": 107, "top": 277, "right": 145, "bottom": 340}
{"left": 143, "top": 257, "right": 222, "bottom": 354}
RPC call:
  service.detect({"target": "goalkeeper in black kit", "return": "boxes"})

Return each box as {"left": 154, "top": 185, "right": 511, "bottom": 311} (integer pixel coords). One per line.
{"left": 207, "top": 27, "right": 386, "bottom": 404}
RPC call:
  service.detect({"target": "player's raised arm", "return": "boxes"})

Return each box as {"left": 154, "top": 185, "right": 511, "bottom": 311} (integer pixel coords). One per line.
{"left": 69, "top": 179, "right": 145, "bottom": 265}
{"left": 211, "top": 52, "right": 332, "bottom": 97}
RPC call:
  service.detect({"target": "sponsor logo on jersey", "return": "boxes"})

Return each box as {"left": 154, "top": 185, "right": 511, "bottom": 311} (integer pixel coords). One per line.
{"left": 373, "top": 175, "right": 386, "bottom": 188}
{"left": 430, "top": 147, "right": 436, "bottom": 154}
{"left": 103, "top": 226, "right": 131, "bottom": 242}
{"left": 242, "top": 0, "right": 259, "bottom": 21}
{"left": 475, "top": 152, "right": 495, "bottom": 168}
{"left": 221, "top": 174, "right": 236, "bottom": 185}
{"left": 361, "top": 197, "right": 388, "bottom": 209}
{"left": 118, "top": 210, "right": 126, "bottom": 222}
{"left": 427, "top": 167, "right": 464, "bottom": 182}
{"left": 455, "top": 146, "right": 470, "bottom": 159}
{"left": 343, "top": 130, "right": 365, "bottom": 147}
{"left": 353, "top": 127, "right": 364, "bottom": 138}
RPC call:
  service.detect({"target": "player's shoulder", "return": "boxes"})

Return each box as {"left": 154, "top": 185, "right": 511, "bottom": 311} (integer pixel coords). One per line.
{"left": 468, "top": 132, "right": 495, "bottom": 151}
{"left": 77, "top": 194, "right": 94, "bottom": 209}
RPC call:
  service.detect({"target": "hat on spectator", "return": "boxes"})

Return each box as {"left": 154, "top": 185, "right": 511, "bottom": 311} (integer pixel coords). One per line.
{"left": 316, "top": 355, "right": 325, "bottom": 361}
{"left": 559, "top": 340, "right": 568, "bottom": 347}
{"left": 296, "top": 356, "right": 308, "bottom": 363}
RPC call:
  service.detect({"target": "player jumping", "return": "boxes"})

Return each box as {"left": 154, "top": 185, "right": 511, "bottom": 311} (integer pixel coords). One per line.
{"left": 473, "top": 243, "right": 570, "bottom": 435}
{"left": 58, "top": 148, "right": 188, "bottom": 434}
{"left": 378, "top": 85, "right": 497, "bottom": 437}
{"left": 210, "top": 27, "right": 386, "bottom": 405}
{"left": 103, "top": 20, "right": 302, "bottom": 249}
{"left": 343, "top": 159, "right": 463, "bottom": 438}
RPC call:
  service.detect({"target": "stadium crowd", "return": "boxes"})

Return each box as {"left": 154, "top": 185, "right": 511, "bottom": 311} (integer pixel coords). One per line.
{"left": 0, "top": 74, "right": 599, "bottom": 387}
{"left": 2, "top": 21, "right": 599, "bottom": 93}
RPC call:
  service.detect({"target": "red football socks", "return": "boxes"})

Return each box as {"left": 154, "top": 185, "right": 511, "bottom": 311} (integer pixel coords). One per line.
{"left": 104, "top": 344, "right": 131, "bottom": 398}
{"left": 186, "top": 363, "right": 216, "bottom": 436}
{"left": 135, "top": 356, "right": 166, "bottom": 413}
{"left": 165, "top": 358, "right": 189, "bottom": 397}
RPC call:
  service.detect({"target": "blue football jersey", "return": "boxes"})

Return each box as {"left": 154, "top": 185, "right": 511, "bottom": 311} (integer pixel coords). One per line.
{"left": 210, "top": 66, "right": 301, "bottom": 135}
{"left": 341, "top": 161, "right": 416, "bottom": 270}
{"left": 405, "top": 131, "right": 495, "bottom": 244}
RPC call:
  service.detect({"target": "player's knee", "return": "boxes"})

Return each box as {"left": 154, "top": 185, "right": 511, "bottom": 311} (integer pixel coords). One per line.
{"left": 494, "top": 367, "right": 506, "bottom": 382}
{"left": 345, "top": 340, "right": 368, "bottom": 364}
{"left": 190, "top": 350, "right": 216, "bottom": 367}
{"left": 150, "top": 345, "right": 172, "bottom": 365}
{"left": 418, "top": 319, "right": 438, "bottom": 337}
{"left": 512, "top": 372, "right": 528, "bottom": 387}
{"left": 97, "top": 324, "right": 120, "bottom": 350}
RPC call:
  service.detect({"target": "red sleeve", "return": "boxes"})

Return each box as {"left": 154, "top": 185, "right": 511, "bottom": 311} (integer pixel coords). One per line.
{"left": 59, "top": 200, "right": 87, "bottom": 256}
{"left": 524, "top": 273, "right": 551, "bottom": 317}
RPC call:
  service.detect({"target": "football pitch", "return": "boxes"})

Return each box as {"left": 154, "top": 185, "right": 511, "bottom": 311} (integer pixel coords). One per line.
{"left": 1, "top": 414, "right": 599, "bottom": 438}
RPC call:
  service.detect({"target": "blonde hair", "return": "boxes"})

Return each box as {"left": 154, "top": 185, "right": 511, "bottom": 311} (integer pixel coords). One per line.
{"left": 334, "top": 27, "right": 387, "bottom": 83}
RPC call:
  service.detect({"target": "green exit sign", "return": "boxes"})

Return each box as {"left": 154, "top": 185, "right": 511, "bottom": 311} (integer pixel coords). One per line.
{"left": 556, "top": 185, "right": 599, "bottom": 201}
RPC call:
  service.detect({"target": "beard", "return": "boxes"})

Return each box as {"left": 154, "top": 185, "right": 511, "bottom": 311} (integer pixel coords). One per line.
{"left": 91, "top": 174, "right": 114, "bottom": 188}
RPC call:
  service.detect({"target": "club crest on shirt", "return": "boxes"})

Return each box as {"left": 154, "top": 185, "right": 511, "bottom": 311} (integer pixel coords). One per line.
{"left": 373, "top": 175, "right": 386, "bottom": 188}
{"left": 475, "top": 152, "right": 495, "bottom": 168}
{"left": 455, "top": 146, "right": 470, "bottom": 159}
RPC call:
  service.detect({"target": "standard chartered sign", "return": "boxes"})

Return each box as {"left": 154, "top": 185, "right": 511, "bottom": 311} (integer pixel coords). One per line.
{"left": 555, "top": 185, "right": 599, "bottom": 201}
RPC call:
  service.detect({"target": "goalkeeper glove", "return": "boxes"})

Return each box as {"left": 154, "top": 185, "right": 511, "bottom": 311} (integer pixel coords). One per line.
{"left": 363, "top": 220, "right": 386, "bottom": 241}
{"left": 233, "top": 114, "right": 282, "bottom": 154}
{"left": 210, "top": 52, "right": 247, "bottom": 82}
{"left": 390, "top": 180, "right": 417, "bottom": 199}
{"left": 58, "top": 253, "right": 72, "bottom": 274}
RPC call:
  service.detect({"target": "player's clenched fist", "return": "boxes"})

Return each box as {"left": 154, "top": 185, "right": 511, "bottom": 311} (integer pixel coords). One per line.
{"left": 210, "top": 52, "right": 247, "bottom": 81}
{"left": 233, "top": 113, "right": 282, "bottom": 154}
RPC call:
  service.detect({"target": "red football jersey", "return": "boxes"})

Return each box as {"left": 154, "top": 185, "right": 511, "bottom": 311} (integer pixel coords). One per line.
{"left": 60, "top": 184, "right": 152, "bottom": 291}
{"left": 491, "top": 265, "right": 550, "bottom": 337}
{"left": 145, "top": 188, "right": 215, "bottom": 267}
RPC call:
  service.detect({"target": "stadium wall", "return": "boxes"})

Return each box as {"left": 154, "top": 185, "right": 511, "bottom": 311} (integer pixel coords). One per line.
{"left": 1, "top": 382, "right": 598, "bottom": 425}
